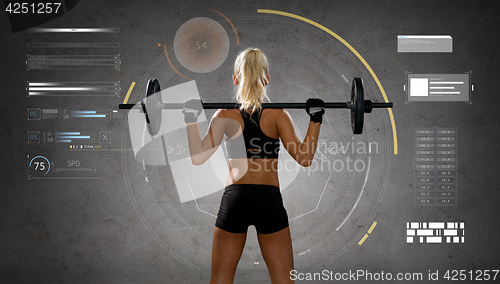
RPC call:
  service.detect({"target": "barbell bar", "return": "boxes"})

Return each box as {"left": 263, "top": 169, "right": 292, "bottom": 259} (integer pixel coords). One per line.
{"left": 118, "top": 77, "right": 393, "bottom": 136}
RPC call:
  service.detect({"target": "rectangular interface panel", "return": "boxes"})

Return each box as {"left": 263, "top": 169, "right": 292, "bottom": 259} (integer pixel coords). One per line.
{"left": 398, "top": 35, "right": 452, "bottom": 52}
{"left": 414, "top": 129, "right": 457, "bottom": 206}
{"left": 407, "top": 73, "right": 471, "bottom": 102}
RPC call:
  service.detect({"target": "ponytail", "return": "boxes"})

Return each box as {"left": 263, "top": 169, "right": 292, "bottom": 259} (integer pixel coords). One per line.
{"left": 234, "top": 48, "right": 269, "bottom": 116}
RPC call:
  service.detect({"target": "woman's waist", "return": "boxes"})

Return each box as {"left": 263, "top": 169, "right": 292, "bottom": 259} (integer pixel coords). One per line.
{"left": 227, "top": 158, "right": 279, "bottom": 187}
{"left": 225, "top": 136, "right": 280, "bottom": 159}
{"left": 224, "top": 183, "right": 280, "bottom": 192}
{"left": 229, "top": 158, "right": 280, "bottom": 170}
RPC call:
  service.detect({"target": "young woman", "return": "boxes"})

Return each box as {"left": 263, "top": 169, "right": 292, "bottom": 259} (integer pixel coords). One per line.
{"left": 183, "top": 48, "right": 324, "bottom": 284}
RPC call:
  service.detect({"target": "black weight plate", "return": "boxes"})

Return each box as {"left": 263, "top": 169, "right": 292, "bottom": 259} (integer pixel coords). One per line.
{"left": 351, "top": 77, "right": 364, "bottom": 134}
{"left": 144, "top": 78, "right": 162, "bottom": 136}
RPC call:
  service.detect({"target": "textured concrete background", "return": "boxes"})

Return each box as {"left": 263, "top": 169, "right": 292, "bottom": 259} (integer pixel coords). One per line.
{"left": 1, "top": 0, "right": 500, "bottom": 283}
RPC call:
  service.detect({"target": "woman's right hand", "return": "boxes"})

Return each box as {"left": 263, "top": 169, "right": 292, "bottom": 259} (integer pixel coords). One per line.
{"left": 183, "top": 99, "right": 203, "bottom": 123}
{"left": 305, "top": 98, "right": 325, "bottom": 124}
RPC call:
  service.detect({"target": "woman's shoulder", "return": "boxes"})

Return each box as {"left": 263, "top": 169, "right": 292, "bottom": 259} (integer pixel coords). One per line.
{"left": 262, "top": 108, "right": 287, "bottom": 119}
{"left": 263, "top": 108, "right": 285, "bottom": 114}
{"left": 214, "top": 108, "right": 287, "bottom": 120}
{"left": 213, "top": 108, "right": 240, "bottom": 119}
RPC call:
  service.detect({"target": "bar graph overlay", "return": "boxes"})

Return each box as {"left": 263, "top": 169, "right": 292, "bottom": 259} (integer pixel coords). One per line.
{"left": 55, "top": 132, "right": 93, "bottom": 143}
{"left": 27, "top": 55, "right": 120, "bottom": 70}
{"left": 28, "top": 28, "right": 120, "bottom": 33}
{"left": 28, "top": 42, "right": 119, "bottom": 48}
{"left": 27, "top": 82, "right": 120, "bottom": 96}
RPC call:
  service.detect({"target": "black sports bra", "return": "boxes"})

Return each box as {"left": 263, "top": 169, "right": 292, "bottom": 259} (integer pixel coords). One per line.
{"left": 225, "top": 109, "right": 280, "bottom": 159}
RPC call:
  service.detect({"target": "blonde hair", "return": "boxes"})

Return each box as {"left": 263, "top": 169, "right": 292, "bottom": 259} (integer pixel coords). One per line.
{"left": 234, "top": 48, "right": 269, "bottom": 116}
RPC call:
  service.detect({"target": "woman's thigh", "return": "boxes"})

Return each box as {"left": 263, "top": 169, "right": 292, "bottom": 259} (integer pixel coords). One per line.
{"left": 257, "top": 227, "right": 294, "bottom": 284}
{"left": 210, "top": 227, "right": 247, "bottom": 284}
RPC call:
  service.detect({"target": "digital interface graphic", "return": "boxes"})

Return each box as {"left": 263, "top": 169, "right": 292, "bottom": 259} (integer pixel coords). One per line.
{"left": 2, "top": 1, "right": 500, "bottom": 283}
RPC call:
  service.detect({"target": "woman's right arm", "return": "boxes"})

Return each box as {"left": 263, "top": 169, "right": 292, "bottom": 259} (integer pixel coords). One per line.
{"left": 186, "top": 109, "right": 227, "bottom": 165}
{"left": 276, "top": 109, "right": 322, "bottom": 167}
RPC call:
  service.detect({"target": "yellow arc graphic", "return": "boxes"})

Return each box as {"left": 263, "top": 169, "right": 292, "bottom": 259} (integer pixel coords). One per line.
{"left": 122, "top": 81, "right": 136, "bottom": 104}
{"left": 368, "top": 221, "right": 378, "bottom": 234}
{"left": 358, "top": 221, "right": 378, "bottom": 245}
{"left": 257, "top": 9, "right": 398, "bottom": 154}
{"left": 358, "top": 234, "right": 369, "bottom": 246}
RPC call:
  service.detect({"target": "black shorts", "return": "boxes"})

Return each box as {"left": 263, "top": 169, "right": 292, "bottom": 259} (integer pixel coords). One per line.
{"left": 215, "top": 184, "right": 289, "bottom": 234}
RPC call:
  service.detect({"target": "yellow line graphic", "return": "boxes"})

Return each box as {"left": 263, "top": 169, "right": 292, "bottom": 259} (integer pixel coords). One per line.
{"left": 358, "top": 234, "right": 369, "bottom": 246}
{"left": 123, "top": 81, "right": 136, "bottom": 104}
{"left": 257, "top": 9, "right": 398, "bottom": 154}
{"left": 358, "top": 221, "right": 378, "bottom": 245}
{"left": 208, "top": 8, "right": 240, "bottom": 45}
{"left": 368, "top": 221, "right": 377, "bottom": 234}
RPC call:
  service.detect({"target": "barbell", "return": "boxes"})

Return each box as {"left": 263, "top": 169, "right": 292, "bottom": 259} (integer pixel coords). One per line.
{"left": 119, "top": 77, "right": 393, "bottom": 136}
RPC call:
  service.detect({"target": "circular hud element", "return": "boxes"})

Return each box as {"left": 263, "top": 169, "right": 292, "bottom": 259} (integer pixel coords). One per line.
{"left": 174, "top": 17, "right": 230, "bottom": 73}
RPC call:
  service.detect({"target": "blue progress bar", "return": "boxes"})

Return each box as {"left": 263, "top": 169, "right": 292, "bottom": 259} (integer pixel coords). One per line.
{"left": 71, "top": 114, "right": 107, "bottom": 118}
{"left": 55, "top": 139, "right": 72, "bottom": 143}
{"left": 56, "top": 132, "right": 80, "bottom": 135}
{"left": 71, "top": 111, "right": 97, "bottom": 114}
{"left": 56, "top": 136, "right": 91, "bottom": 139}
